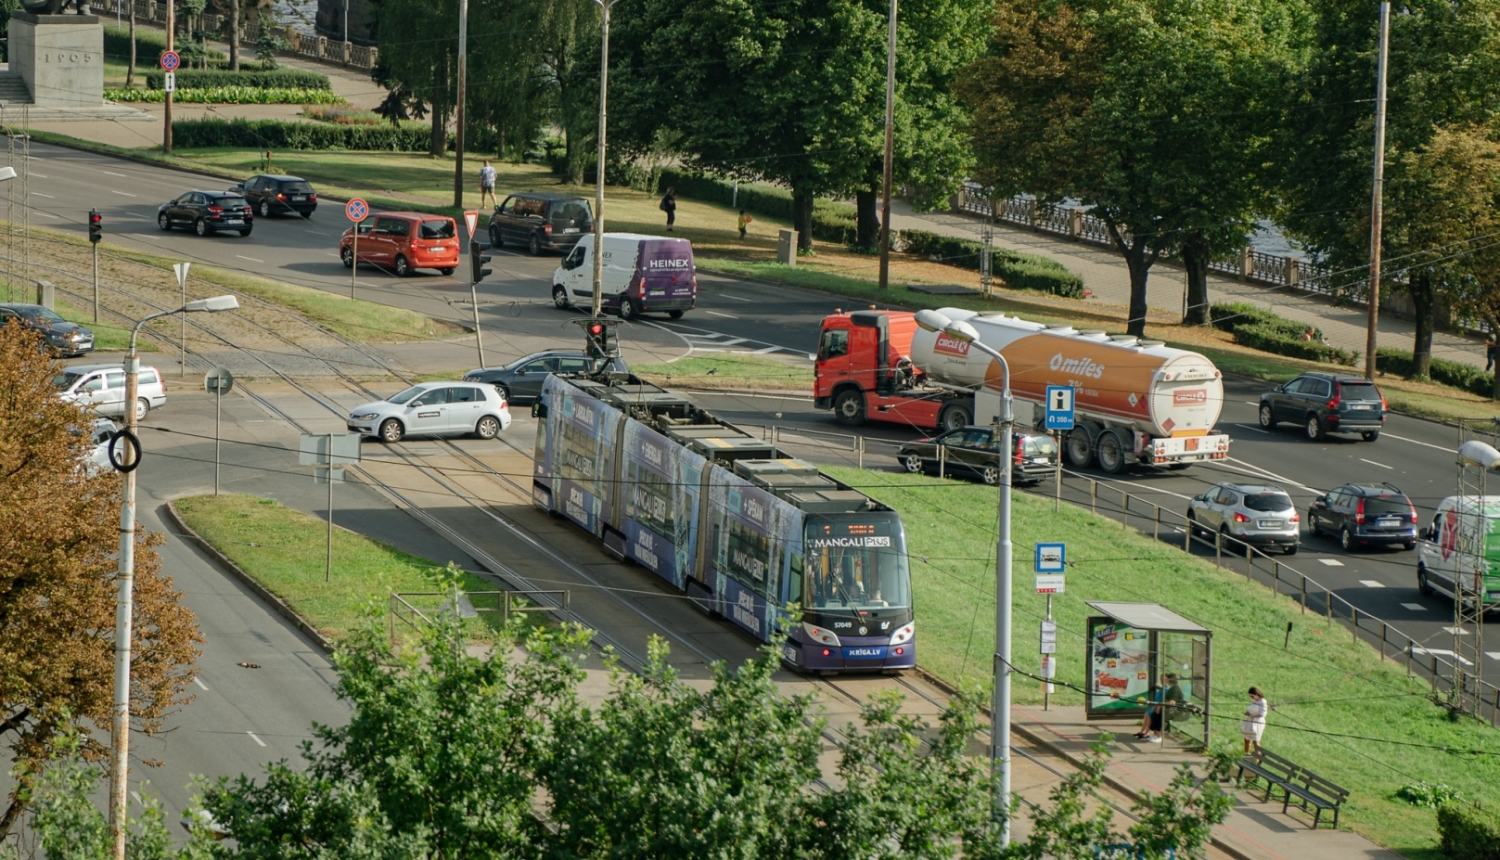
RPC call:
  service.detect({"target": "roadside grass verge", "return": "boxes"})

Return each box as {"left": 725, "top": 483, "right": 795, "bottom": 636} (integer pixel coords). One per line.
{"left": 174, "top": 494, "right": 515, "bottom": 643}
{"left": 827, "top": 466, "right": 1495, "bottom": 858}
{"left": 633, "top": 354, "right": 812, "bottom": 392}
{"left": 54, "top": 299, "right": 149, "bottom": 351}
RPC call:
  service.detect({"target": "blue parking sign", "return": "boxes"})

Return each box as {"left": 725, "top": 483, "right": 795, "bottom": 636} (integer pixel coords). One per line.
{"left": 1045, "top": 385, "right": 1075, "bottom": 431}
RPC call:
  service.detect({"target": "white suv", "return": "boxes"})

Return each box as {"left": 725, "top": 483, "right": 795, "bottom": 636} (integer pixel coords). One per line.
{"left": 55, "top": 364, "right": 167, "bottom": 421}
{"left": 347, "top": 381, "right": 512, "bottom": 443}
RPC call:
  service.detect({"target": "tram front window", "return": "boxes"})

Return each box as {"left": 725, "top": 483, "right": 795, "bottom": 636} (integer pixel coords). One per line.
{"left": 804, "top": 519, "right": 911, "bottom": 615}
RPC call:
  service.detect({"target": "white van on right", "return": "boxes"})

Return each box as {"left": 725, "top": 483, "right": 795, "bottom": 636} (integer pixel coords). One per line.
{"left": 1417, "top": 495, "right": 1500, "bottom": 607}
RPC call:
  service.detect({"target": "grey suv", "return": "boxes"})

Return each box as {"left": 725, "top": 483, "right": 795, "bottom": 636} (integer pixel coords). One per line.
{"left": 1259, "top": 372, "right": 1386, "bottom": 441}
{"left": 489, "top": 192, "right": 593, "bottom": 256}
{"left": 1187, "top": 483, "right": 1300, "bottom": 555}
{"left": 1307, "top": 483, "right": 1418, "bottom": 551}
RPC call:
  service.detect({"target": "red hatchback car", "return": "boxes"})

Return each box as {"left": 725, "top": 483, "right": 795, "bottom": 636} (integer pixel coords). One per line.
{"left": 340, "top": 212, "right": 461, "bottom": 277}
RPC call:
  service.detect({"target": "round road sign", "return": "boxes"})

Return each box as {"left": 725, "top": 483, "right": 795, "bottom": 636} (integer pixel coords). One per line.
{"left": 204, "top": 367, "right": 234, "bottom": 394}
{"left": 160, "top": 50, "right": 180, "bottom": 71}
{"left": 346, "top": 198, "right": 369, "bottom": 222}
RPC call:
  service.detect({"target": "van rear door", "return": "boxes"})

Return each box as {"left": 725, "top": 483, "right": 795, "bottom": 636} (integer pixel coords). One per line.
{"left": 637, "top": 239, "right": 696, "bottom": 307}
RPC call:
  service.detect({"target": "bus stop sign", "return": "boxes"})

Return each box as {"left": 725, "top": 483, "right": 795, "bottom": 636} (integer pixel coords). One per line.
{"left": 1045, "top": 385, "right": 1075, "bottom": 431}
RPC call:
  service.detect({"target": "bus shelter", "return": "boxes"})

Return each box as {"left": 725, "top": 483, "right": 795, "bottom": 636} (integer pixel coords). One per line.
{"left": 1085, "top": 601, "right": 1212, "bottom": 748}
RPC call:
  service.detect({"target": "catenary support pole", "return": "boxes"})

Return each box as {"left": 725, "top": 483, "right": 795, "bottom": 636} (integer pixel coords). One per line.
{"left": 1364, "top": 0, "right": 1391, "bottom": 381}
{"left": 109, "top": 352, "right": 140, "bottom": 860}
{"left": 164, "top": 0, "right": 173, "bottom": 153}
{"left": 589, "top": 0, "right": 618, "bottom": 318}
{"left": 452, "top": 0, "right": 467, "bottom": 208}
{"left": 877, "top": 0, "right": 896, "bottom": 291}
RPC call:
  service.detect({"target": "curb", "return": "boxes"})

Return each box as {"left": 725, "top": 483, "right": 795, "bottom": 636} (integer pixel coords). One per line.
{"left": 641, "top": 383, "right": 810, "bottom": 398}
{"left": 164, "top": 499, "right": 334, "bottom": 654}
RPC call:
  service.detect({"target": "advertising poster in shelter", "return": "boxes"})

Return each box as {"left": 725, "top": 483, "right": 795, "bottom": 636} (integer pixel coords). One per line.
{"left": 1088, "top": 618, "right": 1151, "bottom": 713}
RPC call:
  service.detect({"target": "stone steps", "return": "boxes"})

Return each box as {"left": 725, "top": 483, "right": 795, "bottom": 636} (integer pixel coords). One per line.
{"left": 0, "top": 74, "right": 33, "bottom": 104}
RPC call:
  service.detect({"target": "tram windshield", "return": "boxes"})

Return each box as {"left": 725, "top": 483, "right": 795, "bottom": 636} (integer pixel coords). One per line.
{"left": 804, "top": 517, "right": 911, "bottom": 613}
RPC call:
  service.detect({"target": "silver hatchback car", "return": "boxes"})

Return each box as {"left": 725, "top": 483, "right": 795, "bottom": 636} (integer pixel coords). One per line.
{"left": 1186, "top": 482, "right": 1300, "bottom": 555}
{"left": 347, "top": 381, "right": 512, "bottom": 443}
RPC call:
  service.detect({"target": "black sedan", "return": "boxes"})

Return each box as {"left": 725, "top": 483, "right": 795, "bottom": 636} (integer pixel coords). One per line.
{"left": 158, "top": 191, "right": 253, "bottom": 237}
{"left": 0, "top": 303, "right": 93, "bottom": 356}
{"left": 897, "top": 426, "right": 1058, "bottom": 486}
{"left": 230, "top": 174, "right": 318, "bottom": 219}
{"left": 462, "top": 350, "right": 629, "bottom": 403}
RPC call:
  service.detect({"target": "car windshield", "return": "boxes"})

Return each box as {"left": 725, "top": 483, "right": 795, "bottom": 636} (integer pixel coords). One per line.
{"left": 1243, "top": 492, "right": 1293, "bottom": 512}
{"left": 419, "top": 220, "right": 456, "bottom": 239}
{"left": 1340, "top": 382, "right": 1381, "bottom": 401}
{"left": 1365, "top": 495, "right": 1411, "bottom": 516}
{"left": 53, "top": 371, "right": 83, "bottom": 388}
{"left": 28, "top": 307, "right": 64, "bottom": 323}
{"left": 210, "top": 196, "right": 243, "bottom": 207}
{"left": 1024, "top": 437, "right": 1057, "bottom": 457}
{"left": 387, "top": 385, "right": 426, "bottom": 405}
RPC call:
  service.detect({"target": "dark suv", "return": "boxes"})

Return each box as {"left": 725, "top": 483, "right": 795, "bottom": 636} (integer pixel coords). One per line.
{"left": 231, "top": 174, "right": 318, "bottom": 218}
{"left": 0, "top": 303, "right": 93, "bottom": 356}
{"left": 489, "top": 192, "right": 593, "bottom": 256}
{"left": 1307, "top": 483, "right": 1418, "bottom": 551}
{"left": 896, "top": 427, "right": 1058, "bottom": 486}
{"left": 1259, "top": 372, "right": 1386, "bottom": 441}
{"left": 462, "top": 350, "right": 628, "bottom": 403}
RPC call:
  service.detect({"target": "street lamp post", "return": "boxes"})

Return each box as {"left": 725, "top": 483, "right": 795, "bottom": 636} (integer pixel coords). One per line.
{"left": 915, "top": 309, "right": 1013, "bottom": 846}
{"left": 109, "top": 294, "right": 239, "bottom": 860}
{"left": 589, "top": 0, "right": 620, "bottom": 319}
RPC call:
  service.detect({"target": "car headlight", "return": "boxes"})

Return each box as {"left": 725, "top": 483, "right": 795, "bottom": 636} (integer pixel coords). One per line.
{"left": 351, "top": 413, "right": 380, "bottom": 421}
{"left": 802, "top": 621, "right": 840, "bottom": 647}
{"left": 889, "top": 623, "right": 914, "bottom": 646}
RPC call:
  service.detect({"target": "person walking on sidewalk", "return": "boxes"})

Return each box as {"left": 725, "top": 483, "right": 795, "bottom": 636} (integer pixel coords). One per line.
{"left": 660, "top": 187, "right": 677, "bottom": 231}
{"left": 1486, "top": 335, "right": 1497, "bottom": 372}
{"left": 738, "top": 208, "right": 753, "bottom": 239}
{"left": 1241, "top": 687, "right": 1268, "bottom": 753}
{"left": 478, "top": 160, "right": 499, "bottom": 209}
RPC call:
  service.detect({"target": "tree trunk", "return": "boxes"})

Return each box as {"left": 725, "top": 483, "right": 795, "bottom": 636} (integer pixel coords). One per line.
{"left": 229, "top": 0, "right": 239, "bottom": 70}
{"left": 855, "top": 187, "right": 879, "bottom": 251}
{"left": 1407, "top": 272, "right": 1435, "bottom": 379}
{"left": 1104, "top": 220, "right": 1157, "bottom": 337}
{"left": 1180, "top": 232, "right": 1211, "bottom": 327}
{"left": 428, "top": 106, "right": 447, "bottom": 157}
{"left": 126, "top": 4, "right": 136, "bottom": 87}
{"left": 793, "top": 192, "right": 814, "bottom": 253}
{"left": 1490, "top": 318, "right": 1500, "bottom": 402}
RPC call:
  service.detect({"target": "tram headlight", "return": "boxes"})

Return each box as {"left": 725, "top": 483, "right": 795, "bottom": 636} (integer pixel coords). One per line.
{"left": 889, "top": 623, "right": 914, "bottom": 646}
{"left": 802, "top": 621, "right": 840, "bottom": 647}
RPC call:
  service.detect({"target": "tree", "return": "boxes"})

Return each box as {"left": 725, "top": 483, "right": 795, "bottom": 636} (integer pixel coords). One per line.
{"left": 370, "top": 0, "right": 457, "bottom": 156}
{"left": 958, "top": 0, "right": 1303, "bottom": 334}
{"left": 0, "top": 321, "right": 201, "bottom": 838}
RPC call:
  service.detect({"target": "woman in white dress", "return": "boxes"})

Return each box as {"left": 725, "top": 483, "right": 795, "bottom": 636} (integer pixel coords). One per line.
{"left": 1241, "top": 687, "right": 1268, "bottom": 753}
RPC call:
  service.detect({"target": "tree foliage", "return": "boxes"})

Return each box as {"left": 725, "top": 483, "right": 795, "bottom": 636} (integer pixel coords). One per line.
{"left": 0, "top": 321, "right": 200, "bottom": 839}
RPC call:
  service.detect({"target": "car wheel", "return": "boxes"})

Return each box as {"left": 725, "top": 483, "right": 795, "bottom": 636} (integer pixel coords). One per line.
{"left": 939, "top": 403, "right": 972, "bottom": 432}
{"left": 1362, "top": 430, "right": 1381, "bottom": 441}
{"left": 668, "top": 310, "right": 685, "bottom": 319}
{"left": 494, "top": 384, "right": 511, "bottom": 403}
{"left": 528, "top": 232, "right": 542, "bottom": 256}
{"left": 1306, "top": 509, "right": 1319, "bottom": 536}
{"left": 394, "top": 255, "right": 411, "bottom": 278}
{"left": 489, "top": 226, "right": 503, "bottom": 249}
{"left": 259, "top": 199, "right": 272, "bottom": 218}
{"left": 475, "top": 415, "right": 501, "bottom": 439}
{"left": 239, "top": 228, "right": 253, "bottom": 237}
{"left": 1340, "top": 527, "right": 1355, "bottom": 551}
{"left": 134, "top": 398, "right": 149, "bottom": 421}
{"left": 1285, "top": 544, "right": 1298, "bottom": 556}
{"left": 833, "top": 389, "right": 865, "bottom": 426}
{"left": 195, "top": 218, "right": 211, "bottom": 237}
{"left": 379, "top": 418, "right": 404, "bottom": 443}
{"left": 902, "top": 453, "right": 924, "bottom": 474}
{"left": 342, "top": 246, "right": 355, "bottom": 269}
{"left": 552, "top": 285, "right": 570, "bottom": 309}
{"left": 1096, "top": 429, "right": 1126, "bottom": 474}
{"left": 1259, "top": 403, "right": 1276, "bottom": 429}
{"left": 157, "top": 211, "right": 171, "bottom": 231}
{"left": 440, "top": 267, "right": 455, "bottom": 276}
{"left": 981, "top": 465, "right": 1000, "bottom": 486}
{"left": 1419, "top": 567, "right": 1434, "bottom": 596}
{"left": 619, "top": 298, "right": 637, "bottom": 321}
{"left": 1306, "top": 414, "right": 1325, "bottom": 441}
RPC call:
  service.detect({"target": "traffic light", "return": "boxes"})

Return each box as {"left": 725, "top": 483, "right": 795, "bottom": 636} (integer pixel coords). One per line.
{"left": 585, "top": 320, "right": 608, "bottom": 361}
{"left": 88, "top": 209, "right": 101, "bottom": 244}
{"left": 469, "top": 239, "right": 492, "bottom": 284}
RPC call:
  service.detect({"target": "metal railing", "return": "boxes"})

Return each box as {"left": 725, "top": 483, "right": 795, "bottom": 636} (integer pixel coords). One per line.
{"left": 388, "top": 589, "right": 569, "bottom": 644}
{"left": 90, "top": 4, "right": 381, "bottom": 71}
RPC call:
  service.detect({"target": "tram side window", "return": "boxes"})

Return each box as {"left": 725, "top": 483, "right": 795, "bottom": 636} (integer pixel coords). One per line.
{"left": 558, "top": 419, "right": 603, "bottom": 494}
{"left": 725, "top": 518, "right": 775, "bottom": 597}
{"left": 628, "top": 461, "right": 675, "bottom": 536}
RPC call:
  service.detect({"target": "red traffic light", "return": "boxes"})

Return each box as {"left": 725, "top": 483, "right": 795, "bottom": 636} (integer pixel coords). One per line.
{"left": 588, "top": 322, "right": 604, "bottom": 336}
{"left": 89, "top": 211, "right": 101, "bottom": 224}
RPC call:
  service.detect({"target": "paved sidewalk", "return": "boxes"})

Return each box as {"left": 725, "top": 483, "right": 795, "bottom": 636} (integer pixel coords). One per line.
{"left": 890, "top": 200, "right": 1486, "bottom": 372}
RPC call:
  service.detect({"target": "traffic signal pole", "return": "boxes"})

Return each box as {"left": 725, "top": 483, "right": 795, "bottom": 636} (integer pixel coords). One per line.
{"left": 469, "top": 239, "right": 492, "bottom": 366}
{"left": 89, "top": 209, "right": 102, "bottom": 322}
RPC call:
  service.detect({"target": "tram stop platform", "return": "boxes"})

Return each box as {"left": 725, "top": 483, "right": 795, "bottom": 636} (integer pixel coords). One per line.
{"left": 1011, "top": 703, "right": 1404, "bottom": 860}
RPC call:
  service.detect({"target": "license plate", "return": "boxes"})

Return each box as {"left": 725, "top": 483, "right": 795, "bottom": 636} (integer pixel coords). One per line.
{"left": 1378, "top": 518, "right": 1401, "bottom": 527}
{"left": 1033, "top": 457, "right": 1050, "bottom": 464}
{"left": 293, "top": 195, "right": 306, "bottom": 201}
{"left": 843, "top": 646, "right": 887, "bottom": 659}
{"left": 1258, "top": 520, "right": 1281, "bottom": 529}
{"left": 564, "top": 227, "right": 578, "bottom": 232}
{"left": 225, "top": 219, "right": 242, "bottom": 225}
{"left": 1351, "top": 403, "right": 1374, "bottom": 410}
{"left": 431, "top": 247, "right": 445, "bottom": 252}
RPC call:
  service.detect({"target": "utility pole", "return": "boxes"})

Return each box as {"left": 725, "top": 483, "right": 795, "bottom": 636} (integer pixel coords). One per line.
{"left": 1364, "top": 0, "right": 1391, "bottom": 381}
{"left": 163, "top": 0, "right": 173, "bottom": 154}
{"left": 451, "top": 0, "right": 468, "bottom": 208}
{"left": 876, "top": 0, "right": 897, "bottom": 290}
{"left": 589, "top": 0, "right": 619, "bottom": 318}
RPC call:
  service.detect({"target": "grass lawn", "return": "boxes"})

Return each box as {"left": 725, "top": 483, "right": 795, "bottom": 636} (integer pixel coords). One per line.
{"left": 54, "top": 298, "right": 152, "bottom": 351}
{"left": 633, "top": 354, "right": 812, "bottom": 392}
{"left": 174, "top": 494, "right": 518, "bottom": 643}
{"left": 828, "top": 466, "right": 1497, "bottom": 859}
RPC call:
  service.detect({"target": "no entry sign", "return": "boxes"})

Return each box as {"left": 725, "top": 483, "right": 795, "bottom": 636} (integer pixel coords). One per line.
{"left": 160, "top": 50, "right": 180, "bottom": 71}
{"left": 345, "top": 198, "right": 369, "bottom": 222}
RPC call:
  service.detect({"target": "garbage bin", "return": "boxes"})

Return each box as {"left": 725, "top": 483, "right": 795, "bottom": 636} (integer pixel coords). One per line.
{"left": 777, "top": 229, "right": 798, "bottom": 267}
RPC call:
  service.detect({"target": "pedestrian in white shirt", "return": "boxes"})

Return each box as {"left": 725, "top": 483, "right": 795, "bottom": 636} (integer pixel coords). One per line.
{"left": 478, "top": 160, "right": 499, "bottom": 209}
{"left": 1241, "top": 687, "right": 1268, "bottom": 753}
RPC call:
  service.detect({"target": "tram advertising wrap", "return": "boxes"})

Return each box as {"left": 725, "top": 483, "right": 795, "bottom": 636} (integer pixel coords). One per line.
{"left": 533, "top": 374, "right": 915, "bottom": 672}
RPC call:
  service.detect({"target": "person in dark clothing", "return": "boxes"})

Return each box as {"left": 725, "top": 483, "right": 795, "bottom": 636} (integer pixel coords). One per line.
{"left": 660, "top": 187, "right": 677, "bottom": 231}
{"left": 1486, "top": 335, "right": 1497, "bottom": 372}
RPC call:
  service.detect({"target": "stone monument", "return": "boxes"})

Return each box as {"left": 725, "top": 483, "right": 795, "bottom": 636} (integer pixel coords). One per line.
{"left": 8, "top": 0, "right": 104, "bottom": 108}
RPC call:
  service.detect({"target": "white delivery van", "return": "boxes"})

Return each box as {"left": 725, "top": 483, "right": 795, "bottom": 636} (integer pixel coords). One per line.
{"left": 54, "top": 363, "right": 167, "bottom": 421}
{"left": 1416, "top": 495, "right": 1500, "bottom": 608}
{"left": 551, "top": 232, "right": 696, "bottom": 321}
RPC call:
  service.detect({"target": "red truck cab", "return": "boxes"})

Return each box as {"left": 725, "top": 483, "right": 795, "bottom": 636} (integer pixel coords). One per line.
{"left": 815, "top": 310, "right": 960, "bottom": 430}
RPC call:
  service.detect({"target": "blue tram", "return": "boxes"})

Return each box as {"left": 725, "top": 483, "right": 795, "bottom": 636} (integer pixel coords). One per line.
{"left": 532, "top": 374, "right": 915, "bottom": 672}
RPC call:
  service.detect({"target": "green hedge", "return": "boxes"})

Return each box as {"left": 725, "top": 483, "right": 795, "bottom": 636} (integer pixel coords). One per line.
{"left": 172, "top": 118, "right": 430, "bottom": 151}
{"left": 143, "top": 68, "right": 332, "bottom": 91}
{"left": 1209, "top": 302, "right": 1354, "bottom": 365}
{"left": 655, "top": 168, "right": 857, "bottom": 244}
{"left": 109, "top": 86, "right": 343, "bottom": 104}
{"left": 897, "top": 229, "right": 1085, "bottom": 298}
{"left": 1208, "top": 302, "right": 1313, "bottom": 339}
{"left": 102, "top": 25, "right": 226, "bottom": 64}
{"left": 1439, "top": 804, "right": 1500, "bottom": 860}
{"left": 1377, "top": 347, "right": 1494, "bottom": 396}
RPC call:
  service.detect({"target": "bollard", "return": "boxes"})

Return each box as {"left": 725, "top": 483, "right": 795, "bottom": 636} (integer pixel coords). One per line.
{"left": 1272, "top": 560, "right": 1279, "bottom": 594}
{"left": 1185, "top": 518, "right": 1192, "bottom": 552}
{"left": 1215, "top": 530, "right": 1222, "bottom": 564}
{"left": 1154, "top": 506, "right": 1160, "bottom": 541}
{"left": 1380, "top": 622, "right": 1387, "bottom": 661}
{"left": 1300, "top": 576, "right": 1307, "bottom": 614}
{"left": 1091, "top": 480, "right": 1097, "bottom": 514}
{"left": 1122, "top": 490, "right": 1129, "bottom": 528}
{"left": 1325, "top": 587, "right": 1332, "bottom": 624}
{"left": 1406, "top": 640, "right": 1413, "bottom": 678}
{"left": 1351, "top": 603, "right": 1358, "bottom": 643}
{"left": 939, "top": 444, "right": 946, "bottom": 479}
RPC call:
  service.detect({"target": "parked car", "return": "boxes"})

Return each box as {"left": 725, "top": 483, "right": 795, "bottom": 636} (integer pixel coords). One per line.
{"left": 1258, "top": 372, "right": 1386, "bottom": 441}
{"left": 897, "top": 426, "right": 1058, "bottom": 486}
{"left": 80, "top": 417, "right": 117, "bottom": 476}
{"left": 0, "top": 303, "right": 93, "bottom": 356}
{"left": 462, "top": 350, "right": 629, "bottom": 403}
{"left": 54, "top": 363, "right": 167, "bottom": 421}
{"left": 157, "top": 191, "right": 253, "bottom": 237}
{"left": 489, "top": 191, "right": 593, "bottom": 256}
{"left": 552, "top": 233, "right": 697, "bottom": 320}
{"left": 1186, "top": 482, "right": 1300, "bottom": 555}
{"left": 1417, "top": 495, "right": 1500, "bottom": 606}
{"left": 230, "top": 174, "right": 318, "bottom": 218}
{"left": 346, "top": 381, "right": 512, "bottom": 443}
{"left": 340, "top": 213, "right": 460, "bottom": 278}
{"left": 1307, "top": 482, "right": 1418, "bottom": 551}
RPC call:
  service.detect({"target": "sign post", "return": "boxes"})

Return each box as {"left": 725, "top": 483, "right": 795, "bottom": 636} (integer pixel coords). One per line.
{"left": 172, "top": 262, "right": 190, "bottom": 378}
{"left": 463, "top": 209, "right": 478, "bottom": 240}
{"left": 345, "top": 198, "right": 369, "bottom": 299}
{"left": 299, "top": 433, "right": 362, "bottom": 582}
{"left": 1045, "top": 385, "right": 1075, "bottom": 512}
{"left": 160, "top": 50, "right": 179, "bottom": 153}
{"left": 1035, "top": 542, "right": 1066, "bottom": 709}
{"left": 204, "top": 368, "right": 233, "bottom": 495}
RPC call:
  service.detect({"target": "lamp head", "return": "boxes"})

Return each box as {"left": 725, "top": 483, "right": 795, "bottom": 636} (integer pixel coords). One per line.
{"left": 0, "top": 166, "right": 17, "bottom": 182}
{"left": 943, "top": 319, "right": 981, "bottom": 344}
{"left": 184, "top": 295, "right": 239, "bottom": 313}
{"left": 914, "top": 309, "right": 952, "bottom": 334}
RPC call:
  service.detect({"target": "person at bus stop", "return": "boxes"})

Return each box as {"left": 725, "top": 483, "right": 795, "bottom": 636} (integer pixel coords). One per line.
{"left": 1241, "top": 687, "right": 1268, "bottom": 753}
{"left": 1134, "top": 680, "right": 1165, "bottom": 741}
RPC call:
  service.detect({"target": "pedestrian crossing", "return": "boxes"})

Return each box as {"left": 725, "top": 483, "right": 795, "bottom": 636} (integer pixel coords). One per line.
{"left": 671, "top": 329, "right": 808, "bottom": 359}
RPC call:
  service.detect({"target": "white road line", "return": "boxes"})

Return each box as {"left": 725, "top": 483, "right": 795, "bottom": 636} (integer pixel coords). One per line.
{"left": 110, "top": 190, "right": 137, "bottom": 197}
{"left": 1236, "top": 424, "right": 1270, "bottom": 434}
{"left": 235, "top": 255, "right": 264, "bottom": 263}
{"left": 1487, "top": 652, "right": 1500, "bottom": 661}
{"left": 719, "top": 294, "right": 753, "bottom": 302}
{"left": 31, "top": 173, "right": 47, "bottom": 178}
{"left": 247, "top": 731, "right": 267, "bottom": 747}
{"left": 751, "top": 345, "right": 785, "bottom": 355}
{"left": 1443, "top": 626, "right": 1472, "bottom": 636}
{"left": 1218, "top": 457, "right": 1322, "bottom": 495}
{"left": 704, "top": 310, "right": 738, "bottom": 318}
{"left": 103, "top": 170, "right": 128, "bottom": 178}
{"left": 1317, "top": 558, "right": 1344, "bottom": 566}
{"left": 131, "top": 791, "right": 142, "bottom": 806}
{"left": 1412, "top": 647, "right": 1472, "bottom": 665}
{"left": 1359, "top": 580, "right": 1386, "bottom": 587}
{"left": 1384, "top": 433, "right": 1454, "bottom": 453}
{"left": 31, "top": 192, "right": 54, "bottom": 198}
{"left": 193, "top": 677, "right": 209, "bottom": 691}
{"left": 1400, "top": 603, "right": 1426, "bottom": 611}
{"left": 34, "top": 212, "right": 57, "bottom": 218}
{"left": 1358, "top": 458, "right": 1392, "bottom": 470}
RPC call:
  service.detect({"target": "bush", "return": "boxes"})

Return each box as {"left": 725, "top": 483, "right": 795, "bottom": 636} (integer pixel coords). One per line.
{"left": 1438, "top": 803, "right": 1500, "bottom": 860}
{"left": 172, "top": 118, "right": 430, "bottom": 151}
{"left": 1396, "top": 782, "right": 1464, "bottom": 809}
{"left": 1233, "top": 321, "right": 1355, "bottom": 365}
{"left": 102, "top": 24, "right": 225, "bottom": 64}
{"left": 143, "top": 68, "right": 331, "bottom": 90}
{"left": 1377, "top": 348, "right": 1494, "bottom": 396}
{"left": 109, "top": 87, "right": 343, "bottom": 104}
{"left": 1208, "top": 302, "right": 1313, "bottom": 339}
{"left": 897, "top": 230, "right": 1085, "bottom": 299}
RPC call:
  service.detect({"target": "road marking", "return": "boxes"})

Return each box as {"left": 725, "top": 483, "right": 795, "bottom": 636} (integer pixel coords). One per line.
{"left": 235, "top": 255, "right": 264, "bottom": 263}
{"left": 1443, "top": 626, "right": 1472, "bottom": 635}
{"left": 1243, "top": 401, "right": 1258, "bottom": 405}
{"left": 1487, "top": 652, "right": 1500, "bottom": 661}
{"left": 30, "top": 173, "right": 47, "bottom": 178}
{"left": 103, "top": 170, "right": 128, "bottom": 178}
{"left": 1359, "top": 580, "right": 1386, "bottom": 587}
{"left": 1401, "top": 603, "right": 1426, "bottom": 611}
{"left": 1384, "top": 433, "right": 1455, "bottom": 453}
{"left": 193, "top": 677, "right": 209, "bottom": 691}
{"left": 1412, "top": 647, "right": 1472, "bottom": 665}
{"left": 110, "top": 190, "right": 137, "bottom": 197}
{"left": 1358, "top": 458, "right": 1392, "bottom": 470}
{"left": 1317, "top": 558, "right": 1344, "bottom": 566}
{"left": 704, "top": 310, "right": 738, "bottom": 318}
{"left": 752, "top": 345, "right": 783, "bottom": 354}
{"left": 1236, "top": 424, "right": 1270, "bottom": 434}
{"left": 30, "top": 192, "right": 54, "bottom": 198}
{"left": 1218, "top": 457, "right": 1322, "bottom": 495}
{"left": 247, "top": 731, "right": 267, "bottom": 747}
{"left": 131, "top": 791, "right": 142, "bottom": 805}
{"left": 720, "top": 293, "right": 753, "bottom": 302}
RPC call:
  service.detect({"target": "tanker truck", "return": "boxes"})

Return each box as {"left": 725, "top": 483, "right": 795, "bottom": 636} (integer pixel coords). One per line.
{"left": 813, "top": 307, "right": 1230, "bottom": 473}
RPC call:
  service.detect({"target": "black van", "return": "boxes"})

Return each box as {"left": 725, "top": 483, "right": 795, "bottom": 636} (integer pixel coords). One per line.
{"left": 489, "top": 192, "right": 594, "bottom": 256}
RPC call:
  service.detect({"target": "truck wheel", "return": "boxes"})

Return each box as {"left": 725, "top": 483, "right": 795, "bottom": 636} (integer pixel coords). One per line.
{"left": 1096, "top": 429, "right": 1126, "bottom": 474}
{"left": 619, "top": 298, "right": 638, "bottom": 320}
{"left": 833, "top": 389, "right": 865, "bottom": 426}
{"left": 939, "top": 403, "right": 972, "bottom": 432}
{"left": 1065, "top": 427, "right": 1093, "bottom": 468}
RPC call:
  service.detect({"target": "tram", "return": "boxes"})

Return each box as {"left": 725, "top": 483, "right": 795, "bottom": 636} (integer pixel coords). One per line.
{"left": 532, "top": 373, "right": 915, "bottom": 672}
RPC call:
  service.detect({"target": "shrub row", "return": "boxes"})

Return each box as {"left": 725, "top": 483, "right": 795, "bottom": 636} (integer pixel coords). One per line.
{"left": 109, "top": 86, "right": 343, "bottom": 104}
{"left": 102, "top": 25, "right": 225, "bottom": 63}
{"left": 1209, "top": 302, "right": 1355, "bottom": 365}
{"left": 143, "top": 68, "right": 332, "bottom": 91}
{"left": 896, "top": 229, "right": 1085, "bottom": 298}
{"left": 1208, "top": 301, "right": 1315, "bottom": 339}
{"left": 172, "top": 118, "right": 430, "bottom": 151}
{"left": 1377, "top": 347, "right": 1495, "bottom": 396}
{"left": 1439, "top": 803, "right": 1500, "bottom": 860}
